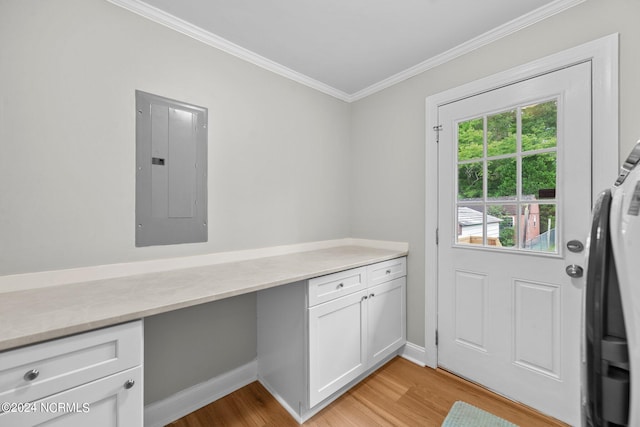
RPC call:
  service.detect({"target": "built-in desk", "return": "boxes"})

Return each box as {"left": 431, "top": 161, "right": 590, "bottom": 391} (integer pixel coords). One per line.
{"left": 0, "top": 244, "right": 406, "bottom": 352}
{"left": 0, "top": 242, "right": 408, "bottom": 426}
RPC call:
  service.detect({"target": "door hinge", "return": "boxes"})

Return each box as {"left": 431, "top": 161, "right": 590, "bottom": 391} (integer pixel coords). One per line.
{"left": 433, "top": 124, "right": 443, "bottom": 143}
{"left": 435, "top": 329, "right": 439, "bottom": 346}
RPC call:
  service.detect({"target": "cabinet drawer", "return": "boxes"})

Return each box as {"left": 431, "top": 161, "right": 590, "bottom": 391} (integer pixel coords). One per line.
{"left": 0, "top": 321, "right": 142, "bottom": 404}
{"left": 367, "top": 257, "right": 406, "bottom": 286}
{"left": 308, "top": 267, "right": 366, "bottom": 306}
{"left": 0, "top": 366, "right": 142, "bottom": 427}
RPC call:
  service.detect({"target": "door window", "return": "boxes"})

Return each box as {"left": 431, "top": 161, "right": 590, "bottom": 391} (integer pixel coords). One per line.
{"left": 455, "top": 99, "right": 558, "bottom": 253}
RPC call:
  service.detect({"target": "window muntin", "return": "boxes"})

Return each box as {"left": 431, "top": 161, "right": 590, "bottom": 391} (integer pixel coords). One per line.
{"left": 455, "top": 99, "right": 558, "bottom": 253}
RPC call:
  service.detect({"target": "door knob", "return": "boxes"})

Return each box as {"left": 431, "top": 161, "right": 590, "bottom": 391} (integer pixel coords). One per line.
{"left": 565, "top": 265, "right": 584, "bottom": 278}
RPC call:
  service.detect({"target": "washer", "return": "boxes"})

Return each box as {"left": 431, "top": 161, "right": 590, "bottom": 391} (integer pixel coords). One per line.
{"left": 583, "top": 140, "right": 640, "bottom": 426}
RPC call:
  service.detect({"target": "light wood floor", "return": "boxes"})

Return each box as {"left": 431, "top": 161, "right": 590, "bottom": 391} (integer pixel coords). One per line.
{"left": 169, "top": 356, "right": 568, "bottom": 426}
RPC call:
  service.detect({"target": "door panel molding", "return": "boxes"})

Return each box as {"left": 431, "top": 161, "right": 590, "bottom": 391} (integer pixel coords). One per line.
{"left": 454, "top": 270, "right": 488, "bottom": 351}
{"left": 425, "top": 34, "right": 618, "bottom": 370}
{"left": 513, "top": 279, "right": 561, "bottom": 378}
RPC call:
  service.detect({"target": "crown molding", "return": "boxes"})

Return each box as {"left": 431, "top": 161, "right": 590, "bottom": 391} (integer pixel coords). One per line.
{"left": 348, "top": 0, "right": 586, "bottom": 102}
{"left": 107, "top": 0, "right": 584, "bottom": 103}
{"left": 106, "top": 0, "right": 352, "bottom": 102}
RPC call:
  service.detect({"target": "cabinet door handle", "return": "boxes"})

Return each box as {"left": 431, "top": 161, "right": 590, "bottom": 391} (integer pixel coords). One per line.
{"left": 124, "top": 379, "right": 135, "bottom": 390}
{"left": 369, "top": 293, "right": 375, "bottom": 298}
{"left": 24, "top": 369, "right": 39, "bottom": 381}
{"left": 361, "top": 295, "right": 368, "bottom": 301}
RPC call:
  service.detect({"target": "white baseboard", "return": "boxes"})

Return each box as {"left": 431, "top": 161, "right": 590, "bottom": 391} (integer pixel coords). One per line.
{"left": 144, "top": 343, "right": 426, "bottom": 426}
{"left": 401, "top": 342, "right": 428, "bottom": 367}
{"left": 257, "top": 377, "right": 303, "bottom": 423}
{"left": 259, "top": 348, "right": 410, "bottom": 424}
{"left": 144, "top": 360, "right": 258, "bottom": 427}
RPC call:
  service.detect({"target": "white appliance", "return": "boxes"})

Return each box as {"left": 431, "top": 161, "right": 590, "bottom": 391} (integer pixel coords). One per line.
{"left": 584, "top": 140, "right": 640, "bottom": 427}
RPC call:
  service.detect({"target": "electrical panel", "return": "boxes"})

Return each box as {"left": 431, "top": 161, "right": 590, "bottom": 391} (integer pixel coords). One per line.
{"left": 135, "top": 91, "right": 207, "bottom": 247}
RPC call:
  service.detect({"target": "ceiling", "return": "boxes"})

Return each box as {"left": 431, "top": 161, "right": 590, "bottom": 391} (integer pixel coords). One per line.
{"left": 108, "top": 0, "right": 582, "bottom": 101}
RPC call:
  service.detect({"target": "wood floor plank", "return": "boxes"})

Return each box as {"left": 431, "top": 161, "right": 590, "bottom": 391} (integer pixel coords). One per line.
{"left": 168, "top": 357, "right": 568, "bottom": 427}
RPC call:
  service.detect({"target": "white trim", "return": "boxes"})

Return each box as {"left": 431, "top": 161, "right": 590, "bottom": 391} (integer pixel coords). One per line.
{"left": 143, "top": 343, "right": 425, "bottom": 426}
{"left": 258, "top": 378, "right": 304, "bottom": 423}
{"left": 143, "top": 360, "right": 258, "bottom": 427}
{"left": 0, "top": 238, "right": 408, "bottom": 293}
{"left": 106, "top": 0, "right": 583, "bottom": 103}
{"left": 350, "top": 0, "right": 585, "bottom": 102}
{"left": 400, "top": 342, "right": 428, "bottom": 367}
{"left": 260, "top": 349, "right": 415, "bottom": 423}
{"left": 425, "top": 34, "right": 619, "bottom": 370}
{"left": 105, "top": 0, "right": 351, "bottom": 102}
{"left": 348, "top": 238, "right": 409, "bottom": 252}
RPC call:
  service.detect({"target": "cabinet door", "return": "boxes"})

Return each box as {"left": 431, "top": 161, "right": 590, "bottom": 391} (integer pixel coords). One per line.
{"left": 0, "top": 367, "right": 142, "bottom": 427}
{"left": 308, "top": 290, "right": 367, "bottom": 407}
{"left": 367, "top": 277, "right": 406, "bottom": 366}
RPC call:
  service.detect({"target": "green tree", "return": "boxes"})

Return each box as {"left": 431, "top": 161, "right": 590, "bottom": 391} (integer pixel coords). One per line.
{"left": 522, "top": 153, "right": 556, "bottom": 196}
{"left": 488, "top": 205, "right": 515, "bottom": 247}
{"left": 522, "top": 101, "right": 557, "bottom": 151}
{"left": 487, "top": 110, "right": 516, "bottom": 156}
{"left": 458, "top": 162, "right": 483, "bottom": 199}
{"left": 457, "top": 100, "right": 557, "bottom": 201}
{"left": 458, "top": 118, "right": 483, "bottom": 161}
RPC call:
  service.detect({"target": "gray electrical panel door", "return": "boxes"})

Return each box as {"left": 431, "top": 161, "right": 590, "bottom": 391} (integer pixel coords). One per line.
{"left": 136, "top": 91, "right": 207, "bottom": 247}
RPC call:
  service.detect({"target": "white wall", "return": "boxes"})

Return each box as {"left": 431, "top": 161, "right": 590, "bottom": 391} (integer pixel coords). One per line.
{"left": 3, "top": 0, "right": 640, "bottom": 410}
{"left": 0, "top": 0, "right": 351, "bottom": 277}
{"left": 0, "top": 0, "right": 350, "bottom": 404}
{"left": 350, "top": 0, "right": 640, "bottom": 347}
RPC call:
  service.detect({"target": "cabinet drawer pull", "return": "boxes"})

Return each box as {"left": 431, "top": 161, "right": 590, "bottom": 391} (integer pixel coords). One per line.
{"left": 124, "top": 379, "right": 135, "bottom": 390}
{"left": 386, "top": 269, "right": 391, "bottom": 274}
{"left": 24, "top": 369, "right": 39, "bottom": 381}
{"left": 337, "top": 283, "right": 344, "bottom": 289}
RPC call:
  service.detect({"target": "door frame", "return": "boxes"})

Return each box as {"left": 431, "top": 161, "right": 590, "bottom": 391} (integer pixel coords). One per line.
{"left": 424, "top": 34, "right": 619, "bottom": 368}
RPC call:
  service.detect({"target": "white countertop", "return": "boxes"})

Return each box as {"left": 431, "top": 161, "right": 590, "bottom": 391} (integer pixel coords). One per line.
{"left": 0, "top": 245, "right": 407, "bottom": 352}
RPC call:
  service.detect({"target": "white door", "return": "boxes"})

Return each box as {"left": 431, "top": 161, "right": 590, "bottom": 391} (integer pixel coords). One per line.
{"left": 437, "top": 62, "right": 591, "bottom": 425}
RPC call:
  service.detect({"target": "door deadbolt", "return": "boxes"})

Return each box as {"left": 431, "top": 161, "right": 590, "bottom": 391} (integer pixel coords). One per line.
{"left": 567, "top": 240, "right": 585, "bottom": 253}
{"left": 566, "top": 265, "right": 584, "bottom": 278}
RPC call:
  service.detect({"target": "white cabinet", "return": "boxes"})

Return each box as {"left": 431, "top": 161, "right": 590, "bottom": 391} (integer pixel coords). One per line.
{"left": 307, "top": 266, "right": 367, "bottom": 306}
{"left": 308, "top": 289, "right": 368, "bottom": 407}
{"left": 257, "top": 257, "right": 406, "bottom": 422}
{"left": 367, "top": 277, "right": 406, "bottom": 366}
{"left": 0, "top": 321, "right": 143, "bottom": 427}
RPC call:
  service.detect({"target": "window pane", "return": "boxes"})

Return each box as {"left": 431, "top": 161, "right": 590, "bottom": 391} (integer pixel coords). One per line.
{"left": 522, "top": 100, "right": 557, "bottom": 151}
{"left": 522, "top": 153, "right": 556, "bottom": 199}
{"left": 487, "top": 157, "right": 517, "bottom": 200}
{"left": 520, "top": 203, "right": 557, "bottom": 253}
{"left": 487, "top": 204, "right": 517, "bottom": 248}
{"left": 458, "top": 117, "right": 484, "bottom": 161}
{"left": 487, "top": 109, "right": 516, "bottom": 157}
{"left": 458, "top": 161, "right": 483, "bottom": 201}
{"left": 457, "top": 205, "right": 484, "bottom": 245}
